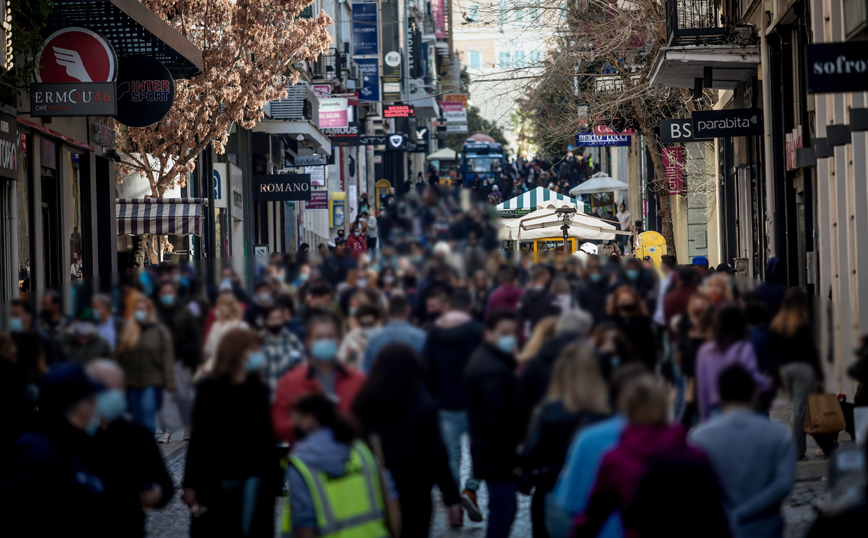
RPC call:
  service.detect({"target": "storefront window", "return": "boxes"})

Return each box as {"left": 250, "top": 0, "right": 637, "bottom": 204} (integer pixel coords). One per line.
{"left": 67, "top": 151, "right": 83, "bottom": 282}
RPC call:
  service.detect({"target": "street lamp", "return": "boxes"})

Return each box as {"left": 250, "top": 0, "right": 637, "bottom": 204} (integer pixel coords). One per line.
{"left": 556, "top": 206, "right": 577, "bottom": 255}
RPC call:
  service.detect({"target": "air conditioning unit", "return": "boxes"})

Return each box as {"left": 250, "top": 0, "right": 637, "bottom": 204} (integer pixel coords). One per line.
{"left": 345, "top": 79, "right": 357, "bottom": 90}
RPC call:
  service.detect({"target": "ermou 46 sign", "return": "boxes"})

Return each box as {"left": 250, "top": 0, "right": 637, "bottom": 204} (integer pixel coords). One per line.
{"left": 31, "top": 83, "right": 117, "bottom": 117}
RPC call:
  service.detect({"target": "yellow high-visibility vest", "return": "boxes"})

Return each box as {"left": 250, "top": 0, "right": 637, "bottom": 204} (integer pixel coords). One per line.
{"left": 283, "top": 441, "right": 390, "bottom": 538}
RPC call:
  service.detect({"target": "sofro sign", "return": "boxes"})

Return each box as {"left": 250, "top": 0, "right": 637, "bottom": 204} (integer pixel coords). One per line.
{"left": 691, "top": 109, "right": 763, "bottom": 138}
{"left": 252, "top": 174, "right": 312, "bottom": 202}
{"left": 806, "top": 42, "right": 868, "bottom": 94}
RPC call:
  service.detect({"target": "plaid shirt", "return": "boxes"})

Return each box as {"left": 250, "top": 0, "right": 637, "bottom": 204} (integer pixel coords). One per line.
{"left": 262, "top": 329, "right": 305, "bottom": 400}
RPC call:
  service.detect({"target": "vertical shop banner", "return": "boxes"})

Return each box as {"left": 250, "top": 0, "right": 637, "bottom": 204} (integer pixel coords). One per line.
{"left": 352, "top": 2, "right": 379, "bottom": 56}
{"left": 433, "top": 0, "right": 447, "bottom": 39}
{"left": 663, "top": 147, "right": 684, "bottom": 196}
{"left": 355, "top": 58, "right": 380, "bottom": 103}
{"left": 383, "top": 50, "right": 402, "bottom": 102}
{"left": 0, "top": 112, "right": 17, "bottom": 180}
{"left": 440, "top": 59, "right": 461, "bottom": 94}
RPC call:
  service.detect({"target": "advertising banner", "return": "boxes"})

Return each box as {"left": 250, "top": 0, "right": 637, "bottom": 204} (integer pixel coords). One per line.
{"left": 442, "top": 94, "right": 468, "bottom": 108}
{"left": 319, "top": 97, "right": 349, "bottom": 129}
{"left": 444, "top": 109, "right": 468, "bottom": 123}
{"left": 252, "top": 173, "right": 312, "bottom": 201}
{"left": 662, "top": 147, "right": 684, "bottom": 195}
{"left": 352, "top": 3, "right": 379, "bottom": 56}
{"left": 439, "top": 101, "right": 464, "bottom": 112}
{"left": 115, "top": 55, "right": 175, "bottom": 127}
{"left": 691, "top": 109, "right": 763, "bottom": 138}
{"left": 305, "top": 190, "right": 329, "bottom": 210}
{"left": 575, "top": 134, "right": 631, "bottom": 147}
{"left": 355, "top": 58, "right": 380, "bottom": 103}
{"left": 446, "top": 124, "right": 469, "bottom": 134}
{"left": 383, "top": 50, "right": 402, "bottom": 102}
{"left": 31, "top": 83, "right": 117, "bottom": 117}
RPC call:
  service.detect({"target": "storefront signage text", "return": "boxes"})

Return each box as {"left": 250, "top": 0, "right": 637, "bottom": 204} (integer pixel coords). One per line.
{"left": 252, "top": 173, "right": 312, "bottom": 202}
{"left": 31, "top": 82, "right": 117, "bottom": 117}
{"left": 384, "top": 104, "right": 415, "bottom": 118}
{"left": 691, "top": 109, "right": 763, "bottom": 138}
{"left": 807, "top": 42, "right": 868, "bottom": 94}
{"left": 575, "top": 134, "right": 631, "bottom": 147}
{"left": 115, "top": 55, "right": 175, "bottom": 127}
{"left": 0, "top": 111, "right": 17, "bottom": 179}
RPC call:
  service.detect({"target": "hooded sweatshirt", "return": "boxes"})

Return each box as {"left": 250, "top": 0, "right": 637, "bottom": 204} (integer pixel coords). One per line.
{"left": 756, "top": 257, "right": 787, "bottom": 318}
{"left": 422, "top": 311, "right": 484, "bottom": 410}
{"left": 574, "top": 425, "right": 709, "bottom": 538}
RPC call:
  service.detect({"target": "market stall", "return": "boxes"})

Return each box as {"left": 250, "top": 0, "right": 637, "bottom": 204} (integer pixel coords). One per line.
{"left": 569, "top": 171, "right": 629, "bottom": 216}
{"left": 496, "top": 187, "right": 588, "bottom": 218}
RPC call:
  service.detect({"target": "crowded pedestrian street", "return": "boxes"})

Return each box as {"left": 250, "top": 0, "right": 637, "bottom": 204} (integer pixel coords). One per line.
{"left": 3, "top": 0, "right": 868, "bottom": 537}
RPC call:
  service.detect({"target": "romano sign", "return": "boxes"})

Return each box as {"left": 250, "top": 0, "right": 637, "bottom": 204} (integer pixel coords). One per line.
{"left": 807, "top": 42, "right": 868, "bottom": 94}
{"left": 691, "top": 109, "right": 763, "bottom": 138}
{"left": 252, "top": 173, "right": 312, "bottom": 202}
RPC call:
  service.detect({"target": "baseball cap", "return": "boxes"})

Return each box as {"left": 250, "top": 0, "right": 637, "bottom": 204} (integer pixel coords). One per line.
{"left": 41, "top": 363, "right": 105, "bottom": 411}
{"left": 691, "top": 256, "right": 709, "bottom": 266}
{"left": 716, "top": 263, "right": 735, "bottom": 273}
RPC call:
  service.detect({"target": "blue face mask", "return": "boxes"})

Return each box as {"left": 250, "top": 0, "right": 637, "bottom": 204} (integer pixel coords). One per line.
{"left": 311, "top": 339, "right": 338, "bottom": 361}
{"left": 134, "top": 310, "right": 147, "bottom": 323}
{"left": 497, "top": 335, "right": 517, "bottom": 354}
{"left": 179, "top": 276, "right": 191, "bottom": 289}
{"left": 8, "top": 317, "right": 24, "bottom": 332}
{"left": 160, "top": 294, "right": 175, "bottom": 306}
{"left": 590, "top": 273, "right": 602, "bottom": 283}
{"left": 626, "top": 269, "right": 639, "bottom": 281}
{"left": 245, "top": 351, "right": 266, "bottom": 372}
{"left": 96, "top": 389, "right": 128, "bottom": 423}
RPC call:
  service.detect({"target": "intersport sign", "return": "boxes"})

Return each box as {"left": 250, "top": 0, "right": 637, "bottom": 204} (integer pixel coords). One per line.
{"left": 806, "top": 42, "right": 868, "bottom": 94}
{"left": 691, "top": 109, "right": 763, "bottom": 138}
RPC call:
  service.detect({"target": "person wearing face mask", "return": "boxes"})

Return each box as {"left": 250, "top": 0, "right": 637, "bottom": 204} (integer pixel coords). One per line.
{"left": 362, "top": 294, "right": 427, "bottom": 373}
{"left": 261, "top": 305, "right": 305, "bottom": 401}
{"left": 116, "top": 297, "right": 175, "bottom": 435}
{"left": 577, "top": 265, "right": 609, "bottom": 327}
{"left": 37, "top": 290, "right": 72, "bottom": 345}
{"left": 87, "top": 360, "right": 173, "bottom": 538}
{"left": 183, "top": 328, "right": 279, "bottom": 537}
{"left": 272, "top": 310, "right": 367, "bottom": 443}
{"left": 597, "top": 239, "right": 621, "bottom": 259}
{"left": 337, "top": 304, "right": 381, "bottom": 369}
{"left": 56, "top": 309, "right": 112, "bottom": 365}
{"left": 345, "top": 224, "right": 367, "bottom": 258}
{"left": 153, "top": 280, "right": 202, "bottom": 443}
{"left": 606, "top": 286, "right": 657, "bottom": 372}
{"left": 465, "top": 310, "right": 522, "bottom": 538}
{"left": 3, "top": 363, "right": 107, "bottom": 538}
{"left": 334, "top": 228, "right": 347, "bottom": 247}
{"left": 361, "top": 210, "right": 378, "bottom": 257}
{"left": 245, "top": 281, "right": 275, "bottom": 330}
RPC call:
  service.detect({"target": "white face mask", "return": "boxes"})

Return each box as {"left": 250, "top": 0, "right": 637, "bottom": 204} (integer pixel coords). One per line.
{"left": 75, "top": 322, "right": 94, "bottom": 337}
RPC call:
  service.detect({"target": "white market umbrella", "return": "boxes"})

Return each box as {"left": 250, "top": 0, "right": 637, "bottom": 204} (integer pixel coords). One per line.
{"left": 426, "top": 148, "right": 458, "bottom": 161}
{"left": 502, "top": 203, "right": 621, "bottom": 241}
{"left": 569, "top": 171, "right": 629, "bottom": 196}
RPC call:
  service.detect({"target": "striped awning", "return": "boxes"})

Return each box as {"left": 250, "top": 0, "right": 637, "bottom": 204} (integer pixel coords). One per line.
{"left": 116, "top": 198, "right": 206, "bottom": 236}
{"left": 497, "top": 187, "right": 583, "bottom": 215}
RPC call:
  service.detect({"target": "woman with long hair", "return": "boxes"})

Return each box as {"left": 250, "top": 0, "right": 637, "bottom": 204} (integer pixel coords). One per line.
{"left": 770, "top": 288, "right": 826, "bottom": 459}
{"left": 606, "top": 286, "right": 657, "bottom": 371}
{"left": 702, "top": 274, "right": 734, "bottom": 309}
{"left": 116, "top": 297, "right": 175, "bottom": 434}
{"left": 203, "top": 293, "right": 248, "bottom": 373}
{"left": 182, "top": 328, "right": 277, "bottom": 537}
{"left": 591, "top": 323, "right": 640, "bottom": 381}
{"left": 352, "top": 343, "right": 461, "bottom": 536}
{"left": 520, "top": 343, "right": 610, "bottom": 538}
{"left": 518, "top": 317, "right": 559, "bottom": 364}
{"left": 696, "top": 305, "right": 769, "bottom": 421}
{"left": 675, "top": 292, "right": 714, "bottom": 426}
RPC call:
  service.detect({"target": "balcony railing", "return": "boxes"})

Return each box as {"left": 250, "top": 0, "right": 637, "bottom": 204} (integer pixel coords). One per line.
{"left": 264, "top": 83, "right": 319, "bottom": 128}
{"left": 666, "top": 0, "right": 732, "bottom": 47}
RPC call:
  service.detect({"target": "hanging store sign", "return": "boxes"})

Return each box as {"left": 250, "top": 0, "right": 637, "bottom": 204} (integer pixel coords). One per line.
{"left": 442, "top": 94, "right": 468, "bottom": 108}
{"left": 323, "top": 122, "right": 361, "bottom": 146}
{"left": 352, "top": 2, "right": 379, "bottom": 56}
{"left": 37, "top": 27, "right": 117, "bottom": 83}
{"left": 319, "top": 97, "right": 349, "bottom": 129}
{"left": 384, "top": 104, "right": 415, "bottom": 118}
{"left": 444, "top": 108, "right": 467, "bottom": 123}
{"left": 446, "top": 124, "right": 469, "bottom": 133}
{"left": 806, "top": 42, "right": 868, "bottom": 94}
{"left": 213, "top": 163, "right": 228, "bottom": 209}
{"left": 662, "top": 147, "right": 684, "bottom": 195}
{"left": 575, "top": 134, "right": 631, "bottom": 147}
{"left": 294, "top": 154, "right": 327, "bottom": 167}
{"left": 355, "top": 58, "right": 380, "bottom": 103}
{"left": 0, "top": 111, "right": 18, "bottom": 180}
{"left": 383, "top": 51, "right": 402, "bottom": 102}
{"left": 30, "top": 83, "right": 117, "bottom": 117}
{"left": 252, "top": 173, "right": 312, "bottom": 201}
{"left": 691, "top": 109, "right": 763, "bottom": 138}
{"left": 115, "top": 55, "right": 175, "bottom": 127}
{"left": 305, "top": 190, "right": 329, "bottom": 210}
{"left": 659, "top": 118, "right": 710, "bottom": 143}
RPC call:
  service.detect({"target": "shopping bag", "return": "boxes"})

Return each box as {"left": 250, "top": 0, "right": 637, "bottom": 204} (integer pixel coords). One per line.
{"left": 804, "top": 393, "right": 846, "bottom": 435}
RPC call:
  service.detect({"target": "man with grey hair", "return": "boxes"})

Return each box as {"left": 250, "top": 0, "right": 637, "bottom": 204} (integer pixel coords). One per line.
{"left": 91, "top": 294, "right": 125, "bottom": 353}
{"left": 518, "top": 308, "right": 593, "bottom": 423}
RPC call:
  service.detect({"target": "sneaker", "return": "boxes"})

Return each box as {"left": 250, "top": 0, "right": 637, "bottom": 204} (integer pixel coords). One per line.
{"left": 183, "top": 431, "right": 191, "bottom": 441}
{"left": 461, "top": 490, "right": 483, "bottom": 522}
{"left": 156, "top": 432, "right": 172, "bottom": 444}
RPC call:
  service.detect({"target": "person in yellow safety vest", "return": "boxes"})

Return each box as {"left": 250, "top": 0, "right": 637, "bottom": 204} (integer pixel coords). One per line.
{"left": 283, "top": 393, "right": 399, "bottom": 538}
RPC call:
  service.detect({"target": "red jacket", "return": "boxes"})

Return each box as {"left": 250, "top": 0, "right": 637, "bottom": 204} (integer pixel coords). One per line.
{"left": 271, "top": 363, "right": 366, "bottom": 443}
{"left": 345, "top": 234, "right": 367, "bottom": 258}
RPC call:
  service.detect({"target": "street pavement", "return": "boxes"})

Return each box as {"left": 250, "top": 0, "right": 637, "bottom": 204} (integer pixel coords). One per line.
{"left": 146, "top": 409, "right": 834, "bottom": 537}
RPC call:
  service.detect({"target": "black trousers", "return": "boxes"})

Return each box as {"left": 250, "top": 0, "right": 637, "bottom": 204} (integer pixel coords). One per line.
{"left": 399, "top": 487, "right": 433, "bottom": 538}
{"left": 531, "top": 485, "right": 551, "bottom": 538}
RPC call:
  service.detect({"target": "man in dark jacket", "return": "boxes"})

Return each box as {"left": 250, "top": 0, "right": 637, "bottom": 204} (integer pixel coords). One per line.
{"left": 422, "top": 289, "right": 485, "bottom": 520}
{"left": 466, "top": 310, "right": 521, "bottom": 538}
{"left": 154, "top": 280, "right": 202, "bottom": 441}
{"left": 56, "top": 309, "right": 112, "bottom": 364}
{"left": 244, "top": 280, "right": 274, "bottom": 329}
{"left": 577, "top": 265, "right": 610, "bottom": 326}
{"left": 3, "top": 363, "right": 106, "bottom": 538}
{"left": 517, "top": 266, "right": 561, "bottom": 342}
{"left": 664, "top": 265, "right": 698, "bottom": 331}
{"left": 88, "top": 360, "right": 173, "bottom": 538}
{"left": 756, "top": 257, "right": 788, "bottom": 318}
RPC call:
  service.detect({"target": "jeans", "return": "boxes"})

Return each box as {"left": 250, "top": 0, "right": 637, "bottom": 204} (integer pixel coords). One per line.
{"left": 158, "top": 363, "right": 194, "bottom": 434}
{"left": 544, "top": 492, "right": 573, "bottom": 538}
{"left": 780, "top": 362, "right": 815, "bottom": 458}
{"left": 486, "top": 481, "right": 517, "bottom": 538}
{"left": 439, "top": 410, "right": 479, "bottom": 492}
{"left": 128, "top": 386, "right": 164, "bottom": 434}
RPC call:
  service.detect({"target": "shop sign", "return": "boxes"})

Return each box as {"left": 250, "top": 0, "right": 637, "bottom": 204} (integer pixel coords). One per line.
{"left": 37, "top": 27, "right": 117, "bottom": 83}
{"left": 388, "top": 134, "right": 405, "bottom": 150}
{"left": 352, "top": 2, "right": 379, "bottom": 56}
{"left": 575, "top": 134, "right": 631, "bottom": 147}
{"left": 115, "top": 55, "right": 175, "bottom": 127}
{"left": 806, "top": 42, "right": 868, "bottom": 94}
{"left": 360, "top": 135, "right": 386, "bottom": 145}
{"left": 662, "top": 147, "right": 684, "bottom": 195}
{"left": 305, "top": 166, "right": 325, "bottom": 186}
{"left": 0, "top": 111, "right": 18, "bottom": 180}
{"left": 213, "top": 163, "right": 228, "bottom": 209}
{"left": 305, "top": 190, "right": 329, "bottom": 210}
{"left": 319, "top": 97, "right": 349, "bottom": 128}
{"left": 252, "top": 173, "right": 312, "bottom": 201}
{"left": 444, "top": 108, "right": 467, "bottom": 123}
{"left": 498, "top": 208, "right": 532, "bottom": 218}
{"left": 30, "top": 82, "right": 117, "bottom": 117}
{"left": 231, "top": 164, "right": 243, "bottom": 220}
{"left": 383, "top": 50, "right": 402, "bottom": 102}
{"left": 659, "top": 118, "right": 710, "bottom": 143}
{"left": 594, "top": 125, "right": 636, "bottom": 136}
{"left": 691, "top": 109, "right": 763, "bottom": 138}
{"left": 446, "top": 124, "right": 468, "bottom": 133}
{"left": 294, "top": 155, "right": 327, "bottom": 166}
{"left": 384, "top": 104, "right": 414, "bottom": 118}
{"left": 442, "top": 94, "right": 468, "bottom": 108}
{"left": 355, "top": 58, "right": 380, "bottom": 102}
{"left": 323, "top": 122, "right": 361, "bottom": 146}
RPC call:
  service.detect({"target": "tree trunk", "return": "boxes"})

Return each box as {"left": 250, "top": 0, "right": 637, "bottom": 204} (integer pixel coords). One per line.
{"left": 645, "top": 137, "right": 678, "bottom": 261}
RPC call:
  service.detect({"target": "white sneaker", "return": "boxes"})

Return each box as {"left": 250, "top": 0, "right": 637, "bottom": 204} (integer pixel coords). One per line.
{"left": 156, "top": 432, "right": 172, "bottom": 444}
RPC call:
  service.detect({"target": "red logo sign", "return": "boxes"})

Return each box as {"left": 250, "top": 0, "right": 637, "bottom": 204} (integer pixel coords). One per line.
{"left": 36, "top": 27, "right": 117, "bottom": 83}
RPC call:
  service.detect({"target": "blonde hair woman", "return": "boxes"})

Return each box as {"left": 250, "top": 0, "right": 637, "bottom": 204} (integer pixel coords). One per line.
{"left": 702, "top": 273, "right": 734, "bottom": 308}
{"left": 117, "top": 296, "right": 175, "bottom": 435}
{"left": 518, "top": 316, "right": 558, "bottom": 363}
{"left": 520, "top": 343, "right": 610, "bottom": 536}
{"left": 203, "top": 293, "right": 248, "bottom": 373}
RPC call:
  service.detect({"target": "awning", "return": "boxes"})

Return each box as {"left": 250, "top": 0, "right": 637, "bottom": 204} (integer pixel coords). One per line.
{"left": 569, "top": 172, "right": 629, "bottom": 196}
{"left": 500, "top": 203, "right": 622, "bottom": 241}
{"left": 409, "top": 79, "right": 440, "bottom": 119}
{"left": 117, "top": 198, "right": 206, "bottom": 236}
{"left": 427, "top": 147, "right": 458, "bottom": 161}
{"left": 47, "top": 0, "right": 203, "bottom": 79}
{"left": 497, "top": 187, "right": 587, "bottom": 216}
{"left": 253, "top": 120, "right": 332, "bottom": 156}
